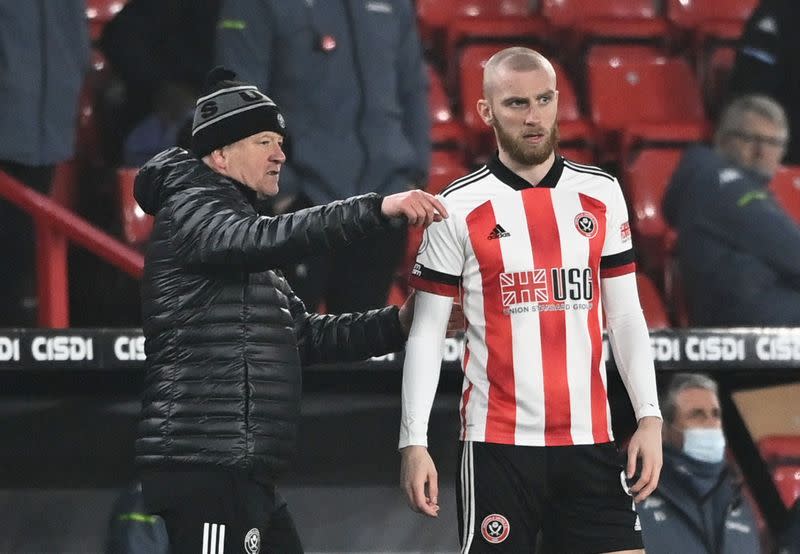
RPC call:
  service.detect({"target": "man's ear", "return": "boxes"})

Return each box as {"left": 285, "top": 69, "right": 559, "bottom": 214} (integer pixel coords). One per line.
{"left": 209, "top": 147, "right": 227, "bottom": 171}
{"left": 477, "top": 99, "right": 493, "bottom": 127}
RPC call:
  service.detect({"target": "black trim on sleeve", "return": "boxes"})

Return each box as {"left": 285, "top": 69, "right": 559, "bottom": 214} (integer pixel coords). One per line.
{"left": 600, "top": 248, "right": 635, "bottom": 269}
{"left": 412, "top": 263, "right": 460, "bottom": 285}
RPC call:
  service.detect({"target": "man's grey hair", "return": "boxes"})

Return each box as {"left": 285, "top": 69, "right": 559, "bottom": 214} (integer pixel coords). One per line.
{"left": 660, "top": 373, "right": 719, "bottom": 425}
{"left": 715, "top": 94, "right": 789, "bottom": 146}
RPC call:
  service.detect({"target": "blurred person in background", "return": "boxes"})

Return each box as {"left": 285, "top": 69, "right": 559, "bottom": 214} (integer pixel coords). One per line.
{"left": 637, "top": 373, "right": 762, "bottom": 554}
{"left": 728, "top": 0, "right": 800, "bottom": 164}
{"left": 215, "top": 0, "right": 430, "bottom": 313}
{"left": 0, "top": 0, "right": 89, "bottom": 326}
{"left": 134, "top": 67, "right": 445, "bottom": 554}
{"left": 663, "top": 94, "right": 800, "bottom": 326}
{"left": 98, "top": 0, "right": 221, "bottom": 167}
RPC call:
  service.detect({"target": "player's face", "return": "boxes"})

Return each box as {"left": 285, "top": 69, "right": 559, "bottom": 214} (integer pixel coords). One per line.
{"left": 723, "top": 112, "right": 787, "bottom": 178}
{"left": 222, "top": 131, "right": 286, "bottom": 197}
{"left": 481, "top": 67, "right": 559, "bottom": 167}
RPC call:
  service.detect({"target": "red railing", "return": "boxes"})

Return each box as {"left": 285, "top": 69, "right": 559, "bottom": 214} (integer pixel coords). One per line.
{"left": 0, "top": 170, "right": 144, "bottom": 328}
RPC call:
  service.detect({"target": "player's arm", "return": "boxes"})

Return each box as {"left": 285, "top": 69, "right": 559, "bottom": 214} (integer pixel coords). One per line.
{"left": 399, "top": 291, "right": 453, "bottom": 518}
{"left": 601, "top": 271, "right": 662, "bottom": 502}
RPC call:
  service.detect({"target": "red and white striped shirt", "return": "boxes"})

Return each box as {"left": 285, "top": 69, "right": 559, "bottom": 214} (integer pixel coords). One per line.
{"left": 408, "top": 155, "right": 642, "bottom": 446}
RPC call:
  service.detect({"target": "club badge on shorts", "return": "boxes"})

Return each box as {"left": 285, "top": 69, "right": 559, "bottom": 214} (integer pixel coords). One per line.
{"left": 244, "top": 528, "right": 260, "bottom": 554}
{"left": 481, "top": 513, "right": 510, "bottom": 544}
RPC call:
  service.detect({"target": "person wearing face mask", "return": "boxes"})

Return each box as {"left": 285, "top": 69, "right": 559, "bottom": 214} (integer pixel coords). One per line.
{"left": 637, "top": 373, "right": 762, "bottom": 554}
{"left": 663, "top": 94, "right": 800, "bottom": 326}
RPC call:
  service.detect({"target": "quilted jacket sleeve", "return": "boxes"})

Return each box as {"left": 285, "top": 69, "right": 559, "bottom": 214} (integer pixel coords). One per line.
{"left": 278, "top": 273, "right": 407, "bottom": 365}
{"left": 170, "top": 188, "right": 392, "bottom": 270}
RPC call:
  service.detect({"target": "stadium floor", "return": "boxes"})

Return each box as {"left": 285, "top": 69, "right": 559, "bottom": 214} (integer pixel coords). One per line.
{"left": 0, "top": 389, "right": 463, "bottom": 553}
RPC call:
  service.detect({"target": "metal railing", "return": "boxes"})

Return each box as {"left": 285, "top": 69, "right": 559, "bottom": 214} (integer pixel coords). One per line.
{"left": 0, "top": 170, "right": 144, "bottom": 327}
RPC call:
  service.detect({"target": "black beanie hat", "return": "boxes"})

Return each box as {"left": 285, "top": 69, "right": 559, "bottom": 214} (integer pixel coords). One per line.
{"left": 191, "top": 67, "right": 287, "bottom": 158}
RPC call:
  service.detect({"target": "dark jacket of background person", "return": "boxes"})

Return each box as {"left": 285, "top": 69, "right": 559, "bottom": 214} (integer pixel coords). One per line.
{"left": 98, "top": 0, "right": 221, "bottom": 165}
{"left": 727, "top": 0, "right": 800, "bottom": 164}
{"left": 215, "top": 0, "right": 430, "bottom": 206}
{"left": 133, "top": 147, "right": 407, "bottom": 480}
{"left": 0, "top": 0, "right": 89, "bottom": 168}
{"left": 663, "top": 144, "right": 800, "bottom": 326}
{"left": 638, "top": 447, "right": 762, "bottom": 554}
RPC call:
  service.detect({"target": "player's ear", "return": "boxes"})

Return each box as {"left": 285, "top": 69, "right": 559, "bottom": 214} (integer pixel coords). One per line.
{"left": 477, "top": 99, "right": 493, "bottom": 127}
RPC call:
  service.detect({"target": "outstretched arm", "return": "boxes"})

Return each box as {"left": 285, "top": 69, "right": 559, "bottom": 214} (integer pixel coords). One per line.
{"left": 602, "top": 272, "right": 662, "bottom": 502}
{"left": 399, "top": 291, "right": 453, "bottom": 517}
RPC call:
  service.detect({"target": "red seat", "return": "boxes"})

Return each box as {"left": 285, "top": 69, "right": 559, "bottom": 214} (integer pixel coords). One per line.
{"left": 428, "top": 64, "right": 465, "bottom": 147}
{"left": 586, "top": 46, "right": 709, "bottom": 162}
{"left": 428, "top": 150, "right": 469, "bottom": 196}
{"left": 636, "top": 273, "right": 670, "bottom": 329}
{"left": 117, "top": 167, "right": 153, "bottom": 247}
{"left": 666, "top": 0, "right": 757, "bottom": 31}
{"left": 622, "top": 148, "right": 683, "bottom": 275}
{"left": 85, "top": 0, "right": 127, "bottom": 41}
{"left": 759, "top": 435, "right": 800, "bottom": 465}
{"left": 541, "top": 0, "right": 672, "bottom": 52}
{"left": 772, "top": 465, "right": 800, "bottom": 508}
{"left": 769, "top": 166, "right": 800, "bottom": 225}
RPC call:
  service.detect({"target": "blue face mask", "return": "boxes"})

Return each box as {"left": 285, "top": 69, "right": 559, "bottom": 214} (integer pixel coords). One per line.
{"left": 682, "top": 427, "right": 726, "bottom": 463}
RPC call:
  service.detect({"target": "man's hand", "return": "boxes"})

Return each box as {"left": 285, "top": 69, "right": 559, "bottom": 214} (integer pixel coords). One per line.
{"left": 400, "top": 445, "right": 440, "bottom": 517}
{"left": 382, "top": 190, "right": 448, "bottom": 227}
{"left": 627, "top": 416, "right": 663, "bottom": 502}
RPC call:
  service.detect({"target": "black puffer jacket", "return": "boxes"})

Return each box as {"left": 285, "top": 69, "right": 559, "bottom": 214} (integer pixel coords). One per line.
{"left": 134, "top": 147, "right": 406, "bottom": 479}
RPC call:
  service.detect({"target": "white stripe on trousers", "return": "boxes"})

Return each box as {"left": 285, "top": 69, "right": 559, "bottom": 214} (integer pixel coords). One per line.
{"left": 461, "top": 441, "right": 476, "bottom": 553}
{"left": 202, "top": 522, "right": 226, "bottom": 554}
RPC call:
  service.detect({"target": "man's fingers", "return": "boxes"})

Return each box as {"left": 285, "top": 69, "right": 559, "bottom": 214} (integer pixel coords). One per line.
{"left": 430, "top": 195, "right": 449, "bottom": 218}
{"left": 626, "top": 444, "right": 639, "bottom": 479}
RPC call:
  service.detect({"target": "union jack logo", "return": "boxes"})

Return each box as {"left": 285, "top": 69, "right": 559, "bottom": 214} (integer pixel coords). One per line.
{"left": 500, "top": 270, "right": 548, "bottom": 306}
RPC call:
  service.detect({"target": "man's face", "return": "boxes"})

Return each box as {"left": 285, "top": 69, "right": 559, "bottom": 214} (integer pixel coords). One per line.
{"left": 722, "top": 111, "right": 787, "bottom": 178}
{"left": 222, "top": 131, "right": 286, "bottom": 197}
{"left": 666, "top": 387, "right": 722, "bottom": 449}
{"left": 479, "top": 67, "right": 559, "bottom": 167}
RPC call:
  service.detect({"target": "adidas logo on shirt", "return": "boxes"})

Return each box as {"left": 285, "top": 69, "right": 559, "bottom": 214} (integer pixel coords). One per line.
{"left": 487, "top": 224, "right": 511, "bottom": 240}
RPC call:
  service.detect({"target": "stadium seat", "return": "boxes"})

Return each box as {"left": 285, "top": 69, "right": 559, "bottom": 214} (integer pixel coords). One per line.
{"left": 666, "top": 0, "right": 757, "bottom": 32}
{"left": 85, "top": 0, "right": 127, "bottom": 41}
{"left": 586, "top": 46, "right": 709, "bottom": 162}
{"left": 428, "top": 150, "right": 469, "bottom": 196}
{"left": 540, "top": 0, "right": 672, "bottom": 53}
{"left": 759, "top": 435, "right": 800, "bottom": 465}
{"left": 636, "top": 273, "right": 670, "bottom": 329}
{"left": 769, "top": 166, "right": 800, "bottom": 225}
{"left": 772, "top": 465, "right": 800, "bottom": 508}
{"left": 622, "top": 147, "right": 683, "bottom": 276}
{"left": 428, "top": 64, "right": 464, "bottom": 147}
{"left": 665, "top": 0, "right": 757, "bottom": 115}
{"left": 117, "top": 167, "right": 153, "bottom": 247}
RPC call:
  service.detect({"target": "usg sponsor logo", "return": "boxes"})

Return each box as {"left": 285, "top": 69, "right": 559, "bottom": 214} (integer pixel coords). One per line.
{"left": 755, "top": 335, "right": 800, "bottom": 361}
{"left": 31, "top": 336, "right": 94, "bottom": 361}
{"left": 0, "top": 337, "right": 20, "bottom": 361}
{"left": 114, "top": 336, "right": 146, "bottom": 361}
{"left": 651, "top": 337, "right": 681, "bottom": 362}
{"left": 685, "top": 336, "right": 745, "bottom": 361}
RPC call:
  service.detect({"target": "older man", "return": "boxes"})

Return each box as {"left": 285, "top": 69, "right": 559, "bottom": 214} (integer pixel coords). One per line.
{"left": 663, "top": 94, "right": 800, "bottom": 326}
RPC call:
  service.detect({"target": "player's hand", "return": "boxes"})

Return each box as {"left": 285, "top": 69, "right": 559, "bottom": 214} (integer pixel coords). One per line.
{"left": 400, "top": 445, "right": 440, "bottom": 517}
{"left": 627, "top": 416, "right": 663, "bottom": 502}
{"left": 382, "top": 190, "right": 448, "bottom": 227}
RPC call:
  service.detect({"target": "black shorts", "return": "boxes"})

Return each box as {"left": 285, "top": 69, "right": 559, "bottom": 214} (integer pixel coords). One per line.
{"left": 140, "top": 469, "right": 303, "bottom": 554}
{"left": 456, "top": 441, "right": 643, "bottom": 553}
